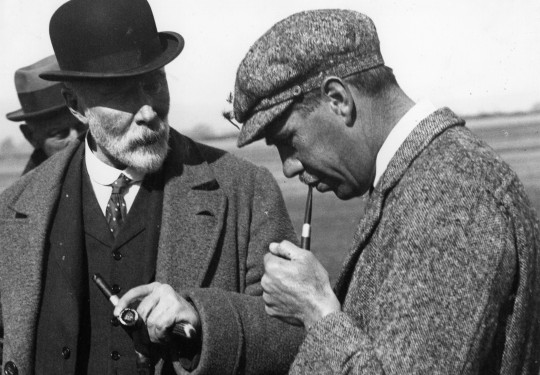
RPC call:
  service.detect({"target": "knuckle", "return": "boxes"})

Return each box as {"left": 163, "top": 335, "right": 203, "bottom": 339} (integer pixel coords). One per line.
{"left": 146, "top": 315, "right": 156, "bottom": 327}
{"left": 264, "top": 305, "right": 276, "bottom": 317}
{"left": 261, "top": 275, "right": 269, "bottom": 289}
{"left": 162, "top": 284, "right": 175, "bottom": 294}
{"left": 264, "top": 260, "right": 276, "bottom": 273}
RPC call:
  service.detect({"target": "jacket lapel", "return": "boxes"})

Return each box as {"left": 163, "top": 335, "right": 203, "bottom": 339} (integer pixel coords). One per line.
{"left": 46, "top": 143, "right": 86, "bottom": 305}
{"left": 334, "top": 108, "right": 464, "bottom": 300}
{"left": 155, "top": 131, "right": 227, "bottom": 289}
{"left": 0, "top": 140, "right": 82, "bottom": 370}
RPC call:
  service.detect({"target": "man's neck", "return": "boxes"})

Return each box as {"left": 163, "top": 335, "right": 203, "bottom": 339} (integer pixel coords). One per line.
{"left": 367, "top": 88, "right": 415, "bottom": 153}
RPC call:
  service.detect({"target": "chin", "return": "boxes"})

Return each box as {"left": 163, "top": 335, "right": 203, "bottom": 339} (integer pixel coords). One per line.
{"left": 125, "top": 143, "right": 170, "bottom": 174}
{"left": 333, "top": 185, "right": 365, "bottom": 200}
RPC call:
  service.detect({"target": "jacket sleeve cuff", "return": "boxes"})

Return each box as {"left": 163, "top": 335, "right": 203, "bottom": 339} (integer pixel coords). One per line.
{"left": 175, "top": 288, "right": 244, "bottom": 375}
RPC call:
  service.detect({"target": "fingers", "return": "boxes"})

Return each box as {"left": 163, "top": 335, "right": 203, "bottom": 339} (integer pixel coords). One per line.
{"left": 114, "top": 282, "right": 160, "bottom": 316}
{"left": 145, "top": 300, "right": 179, "bottom": 343}
{"left": 269, "top": 240, "right": 303, "bottom": 259}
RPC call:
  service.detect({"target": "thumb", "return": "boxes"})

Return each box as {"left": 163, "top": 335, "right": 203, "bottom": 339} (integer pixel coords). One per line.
{"left": 269, "top": 240, "right": 300, "bottom": 260}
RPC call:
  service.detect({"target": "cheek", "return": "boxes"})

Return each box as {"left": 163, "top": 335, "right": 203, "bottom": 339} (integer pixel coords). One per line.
{"left": 153, "top": 92, "right": 170, "bottom": 120}
{"left": 42, "top": 138, "right": 68, "bottom": 156}
{"left": 87, "top": 108, "right": 131, "bottom": 136}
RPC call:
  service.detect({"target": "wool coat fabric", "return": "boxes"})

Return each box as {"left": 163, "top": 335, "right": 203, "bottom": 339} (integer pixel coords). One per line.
{"left": 289, "top": 108, "right": 540, "bottom": 374}
{"left": 22, "top": 148, "right": 47, "bottom": 175}
{"left": 0, "top": 129, "right": 304, "bottom": 375}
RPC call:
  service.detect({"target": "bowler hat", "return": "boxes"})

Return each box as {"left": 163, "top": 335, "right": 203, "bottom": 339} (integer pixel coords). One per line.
{"left": 40, "top": 0, "right": 184, "bottom": 81}
{"left": 234, "top": 9, "right": 384, "bottom": 147}
{"left": 6, "top": 55, "right": 66, "bottom": 122}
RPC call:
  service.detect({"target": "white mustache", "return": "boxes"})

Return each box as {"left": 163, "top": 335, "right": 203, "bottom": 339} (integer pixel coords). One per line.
{"left": 128, "top": 121, "right": 168, "bottom": 148}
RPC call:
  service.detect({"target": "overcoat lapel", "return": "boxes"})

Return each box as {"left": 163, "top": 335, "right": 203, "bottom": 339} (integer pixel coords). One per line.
{"left": 155, "top": 132, "right": 227, "bottom": 289}
{"left": 334, "top": 108, "right": 464, "bottom": 300}
{"left": 0, "top": 140, "right": 82, "bottom": 371}
{"left": 45, "top": 143, "right": 86, "bottom": 307}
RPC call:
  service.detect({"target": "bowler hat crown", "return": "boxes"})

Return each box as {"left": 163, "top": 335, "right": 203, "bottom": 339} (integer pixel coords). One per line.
{"left": 40, "top": 0, "right": 184, "bottom": 81}
{"left": 6, "top": 55, "right": 66, "bottom": 122}
{"left": 234, "top": 9, "right": 384, "bottom": 147}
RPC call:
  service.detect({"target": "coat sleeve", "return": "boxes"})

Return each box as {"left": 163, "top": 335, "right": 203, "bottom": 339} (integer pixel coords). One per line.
{"left": 290, "top": 186, "right": 519, "bottom": 374}
{"left": 178, "top": 166, "right": 305, "bottom": 375}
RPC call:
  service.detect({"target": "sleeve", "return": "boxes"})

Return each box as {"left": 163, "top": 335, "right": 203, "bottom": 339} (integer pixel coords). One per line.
{"left": 289, "top": 190, "right": 517, "bottom": 375}
{"left": 177, "top": 166, "right": 305, "bottom": 375}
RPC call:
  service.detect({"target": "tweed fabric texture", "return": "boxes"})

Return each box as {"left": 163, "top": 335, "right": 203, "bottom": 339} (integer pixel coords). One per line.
{"left": 234, "top": 9, "right": 384, "bottom": 147}
{"left": 290, "top": 108, "right": 540, "bottom": 374}
{"left": 21, "top": 148, "right": 48, "bottom": 175}
{"left": 0, "top": 129, "right": 304, "bottom": 374}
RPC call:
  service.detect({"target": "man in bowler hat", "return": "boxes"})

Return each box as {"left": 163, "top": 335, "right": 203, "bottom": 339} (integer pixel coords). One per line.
{"left": 0, "top": 0, "right": 303, "bottom": 374}
{"left": 5, "top": 55, "right": 86, "bottom": 174}
{"left": 233, "top": 9, "right": 540, "bottom": 374}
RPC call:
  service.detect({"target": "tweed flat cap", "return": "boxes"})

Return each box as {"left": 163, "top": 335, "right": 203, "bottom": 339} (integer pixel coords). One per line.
{"left": 233, "top": 9, "right": 384, "bottom": 147}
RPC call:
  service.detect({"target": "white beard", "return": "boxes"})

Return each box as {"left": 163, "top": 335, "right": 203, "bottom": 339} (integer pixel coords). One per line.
{"left": 87, "top": 110, "right": 170, "bottom": 174}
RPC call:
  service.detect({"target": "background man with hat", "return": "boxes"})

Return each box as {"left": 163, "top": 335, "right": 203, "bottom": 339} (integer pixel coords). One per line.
{"left": 5, "top": 55, "right": 86, "bottom": 174}
{"left": 0, "top": 0, "right": 303, "bottom": 374}
{"left": 233, "top": 9, "right": 540, "bottom": 374}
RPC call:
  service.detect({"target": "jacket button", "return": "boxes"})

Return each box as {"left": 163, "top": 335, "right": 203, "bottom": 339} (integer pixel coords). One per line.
{"left": 61, "top": 346, "right": 71, "bottom": 359}
{"left": 110, "top": 351, "right": 121, "bottom": 361}
{"left": 3, "top": 361, "right": 18, "bottom": 375}
{"left": 111, "top": 284, "right": 121, "bottom": 294}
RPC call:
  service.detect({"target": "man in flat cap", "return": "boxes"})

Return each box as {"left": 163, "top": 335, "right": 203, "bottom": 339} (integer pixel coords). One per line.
{"left": 0, "top": 0, "right": 303, "bottom": 374}
{"left": 233, "top": 9, "right": 540, "bottom": 374}
{"left": 6, "top": 55, "right": 86, "bottom": 174}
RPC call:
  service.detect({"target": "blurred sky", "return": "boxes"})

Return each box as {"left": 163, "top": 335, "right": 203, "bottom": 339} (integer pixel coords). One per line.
{"left": 1, "top": 0, "right": 540, "bottom": 144}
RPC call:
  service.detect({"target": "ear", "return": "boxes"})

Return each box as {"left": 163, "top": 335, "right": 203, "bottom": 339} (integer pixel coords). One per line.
{"left": 320, "top": 76, "right": 356, "bottom": 126}
{"left": 62, "top": 87, "right": 88, "bottom": 124}
{"left": 20, "top": 124, "right": 39, "bottom": 149}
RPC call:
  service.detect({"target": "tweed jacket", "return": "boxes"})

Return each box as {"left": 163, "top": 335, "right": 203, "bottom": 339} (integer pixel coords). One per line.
{"left": 290, "top": 108, "right": 540, "bottom": 374}
{"left": 0, "top": 129, "right": 304, "bottom": 375}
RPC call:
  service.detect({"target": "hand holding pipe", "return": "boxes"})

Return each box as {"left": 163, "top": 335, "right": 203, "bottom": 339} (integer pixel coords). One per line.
{"left": 92, "top": 274, "right": 196, "bottom": 338}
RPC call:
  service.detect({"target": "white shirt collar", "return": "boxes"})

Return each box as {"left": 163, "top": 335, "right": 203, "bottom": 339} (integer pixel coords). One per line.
{"left": 373, "top": 100, "right": 436, "bottom": 187}
{"left": 84, "top": 136, "right": 145, "bottom": 186}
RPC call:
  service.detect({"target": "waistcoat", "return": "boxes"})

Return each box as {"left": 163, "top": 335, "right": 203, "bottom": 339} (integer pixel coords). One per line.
{"left": 35, "top": 143, "right": 164, "bottom": 375}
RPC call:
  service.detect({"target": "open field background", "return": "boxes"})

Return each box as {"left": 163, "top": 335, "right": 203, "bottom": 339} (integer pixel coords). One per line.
{"left": 1, "top": 113, "right": 539, "bottom": 282}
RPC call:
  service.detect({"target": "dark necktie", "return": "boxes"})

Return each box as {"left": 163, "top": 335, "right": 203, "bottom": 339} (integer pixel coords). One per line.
{"left": 106, "top": 173, "right": 132, "bottom": 237}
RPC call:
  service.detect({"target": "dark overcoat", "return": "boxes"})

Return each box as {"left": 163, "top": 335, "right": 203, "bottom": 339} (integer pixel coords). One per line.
{"left": 0, "top": 129, "right": 303, "bottom": 374}
{"left": 290, "top": 108, "right": 540, "bottom": 374}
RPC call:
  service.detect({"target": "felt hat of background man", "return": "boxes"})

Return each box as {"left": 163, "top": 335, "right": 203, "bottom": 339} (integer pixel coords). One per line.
{"left": 40, "top": 0, "right": 184, "bottom": 81}
{"left": 233, "top": 9, "right": 385, "bottom": 147}
{"left": 6, "top": 55, "right": 67, "bottom": 122}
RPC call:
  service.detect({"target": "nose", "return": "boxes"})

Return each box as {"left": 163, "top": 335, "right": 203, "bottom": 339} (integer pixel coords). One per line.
{"left": 134, "top": 105, "right": 159, "bottom": 127}
{"left": 276, "top": 145, "right": 303, "bottom": 178}
{"left": 282, "top": 158, "right": 304, "bottom": 178}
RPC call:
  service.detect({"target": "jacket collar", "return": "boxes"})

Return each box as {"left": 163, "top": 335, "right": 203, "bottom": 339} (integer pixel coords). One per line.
{"left": 8, "top": 139, "right": 81, "bottom": 218}
{"left": 334, "top": 107, "right": 464, "bottom": 300}
{"left": 155, "top": 129, "right": 227, "bottom": 288}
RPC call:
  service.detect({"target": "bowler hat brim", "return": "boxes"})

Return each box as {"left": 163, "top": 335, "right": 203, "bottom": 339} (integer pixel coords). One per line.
{"left": 6, "top": 104, "right": 67, "bottom": 122}
{"left": 39, "top": 32, "right": 184, "bottom": 81}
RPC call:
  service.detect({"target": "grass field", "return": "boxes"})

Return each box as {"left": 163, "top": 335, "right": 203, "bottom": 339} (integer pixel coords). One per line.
{"left": 1, "top": 113, "right": 539, "bottom": 282}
